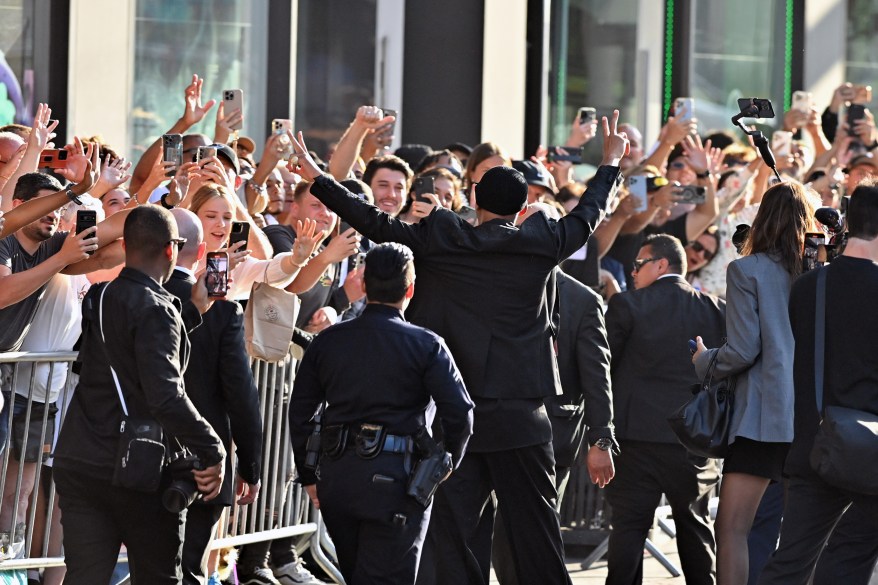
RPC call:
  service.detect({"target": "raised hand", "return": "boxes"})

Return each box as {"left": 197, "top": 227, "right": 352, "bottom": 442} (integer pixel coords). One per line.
{"left": 681, "top": 135, "right": 712, "bottom": 175}
{"left": 322, "top": 227, "right": 361, "bottom": 263}
{"left": 92, "top": 156, "right": 133, "bottom": 198}
{"left": 27, "top": 103, "right": 58, "bottom": 153}
{"left": 355, "top": 105, "right": 395, "bottom": 131}
{"left": 292, "top": 218, "right": 325, "bottom": 265}
{"left": 287, "top": 131, "right": 324, "bottom": 181}
{"left": 214, "top": 101, "right": 243, "bottom": 145}
{"left": 181, "top": 74, "right": 216, "bottom": 129}
{"left": 600, "top": 110, "right": 630, "bottom": 166}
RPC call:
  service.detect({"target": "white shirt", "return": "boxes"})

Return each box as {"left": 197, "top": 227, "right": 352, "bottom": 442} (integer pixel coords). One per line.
{"left": 225, "top": 254, "right": 299, "bottom": 301}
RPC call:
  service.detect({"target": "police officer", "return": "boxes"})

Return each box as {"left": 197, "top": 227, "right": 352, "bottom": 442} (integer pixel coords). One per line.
{"left": 289, "top": 242, "right": 474, "bottom": 585}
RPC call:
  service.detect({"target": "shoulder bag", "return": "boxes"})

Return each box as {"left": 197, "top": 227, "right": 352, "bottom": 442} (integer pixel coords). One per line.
{"left": 244, "top": 263, "right": 299, "bottom": 362}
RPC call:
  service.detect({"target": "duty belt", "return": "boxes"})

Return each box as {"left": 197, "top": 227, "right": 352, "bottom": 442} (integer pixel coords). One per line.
{"left": 323, "top": 423, "right": 413, "bottom": 459}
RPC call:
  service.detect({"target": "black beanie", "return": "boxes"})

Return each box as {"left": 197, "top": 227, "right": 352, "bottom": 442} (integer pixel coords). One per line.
{"left": 475, "top": 166, "right": 528, "bottom": 215}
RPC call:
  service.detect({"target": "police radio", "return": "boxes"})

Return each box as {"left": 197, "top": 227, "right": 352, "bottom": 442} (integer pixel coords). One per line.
{"left": 304, "top": 403, "right": 325, "bottom": 470}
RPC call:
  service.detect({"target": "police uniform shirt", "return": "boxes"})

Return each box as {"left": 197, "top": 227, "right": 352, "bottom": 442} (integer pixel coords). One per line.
{"left": 289, "top": 304, "right": 474, "bottom": 485}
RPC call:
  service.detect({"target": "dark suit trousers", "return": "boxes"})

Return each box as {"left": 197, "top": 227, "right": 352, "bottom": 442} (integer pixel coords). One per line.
{"left": 182, "top": 503, "right": 225, "bottom": 585}
{"left": 55, "top": 467, "right": 185, "bottom": 585}
{"left": 758, "top": 476, "right": 878, "bottom": 585}
{"left": 604, "top": 441, "right": 718, "bottom": 585}
{"left": 416, "top": 444, "right": 572, "bottom": 585}
{"left": 813, "top": 503, "right": 878, "bottom": 584}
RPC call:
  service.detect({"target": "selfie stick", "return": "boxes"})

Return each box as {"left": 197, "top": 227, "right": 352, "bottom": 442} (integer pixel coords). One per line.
{"left": 731, "top": 108, "right": 782, "bottom": 182}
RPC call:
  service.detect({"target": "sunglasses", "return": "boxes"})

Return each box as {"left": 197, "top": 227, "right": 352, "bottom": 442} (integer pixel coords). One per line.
{"left": 167, "top": 237, "right": 188, "bottom": 251}
{"left": 690, "top": 240, "right": 715, "bottom": 261}
{"left": 632, "top": 257, "right": 660, "bottom": 272}
{"left": 669, "top": 161, "right": 687, "bottom": 170}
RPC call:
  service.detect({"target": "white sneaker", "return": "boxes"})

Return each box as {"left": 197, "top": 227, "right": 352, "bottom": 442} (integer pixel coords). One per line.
{"left": 272, "top": 560, "right": 327, "bottom": 585}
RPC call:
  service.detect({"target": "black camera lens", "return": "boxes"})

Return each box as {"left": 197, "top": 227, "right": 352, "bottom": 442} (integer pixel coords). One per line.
{"left": 162, "top": 450, "right": 202, "bottom": 513}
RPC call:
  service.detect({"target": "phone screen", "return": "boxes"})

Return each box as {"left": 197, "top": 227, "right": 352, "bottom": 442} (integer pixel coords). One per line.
{"left": 206, "top": 253, "right": 229, "bottom": 297}
{"left": 803, "top": 232, "right": 826, "bottom": 272}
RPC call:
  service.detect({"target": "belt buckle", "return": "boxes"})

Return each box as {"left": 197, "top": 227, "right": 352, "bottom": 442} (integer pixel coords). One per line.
{"left": 355, "top": 424, "right": 386, "bottom": 459}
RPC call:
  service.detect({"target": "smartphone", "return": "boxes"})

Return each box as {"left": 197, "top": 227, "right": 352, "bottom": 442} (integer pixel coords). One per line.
{"left": 413, "top": 176, "right": 435, "bottom": 202}
{"left": 674, "top": 97, "right": 694, "bottom": 121}
{"left": 352, "top": 251, "right": 366, "bottom": 270}
{"left": 791, "top": 91, "right": 812, "bottom": 113}
{"left": 75, "top": 210, "right": 97, "bottom": 254}
{"left": 674, "top": 185, "right": 707, "bottom": 205}
{"left": 223, "top": 89, "right": 244, "bottom": 130}
{"left": 627, "top": 176, "right": 649, "bottom": 213}
{"left": 163, "top": 134, "right": 183, "bottom": 177}
{"left": 772, "top": 130, "right": 793, "bottom": 158}
{"left": 196, "top": 146, "right": 218, "bottom": 163}
{"left": 803, "top": 232, "right": 826, "bottom": 272}
{"left": 205, "top": 252, "right": 230, "bottom": 298}
{"left": 737, "top": 98, "right": 776, "bottom": 118}
{"left": 578, "top": 107, "right": 597, "bottom": 124}
{"left": 845, "top": 104, "right": 867, "bottom": 136}
{"left": 546, "top": 146, "right": 585, "bottom": 163}
{"left": 39, "top": 149, "right": 69, "bottom": 169}
{"left": 380, "top": 107, "right": 398, "bottom": 135}
{"left": 843, "top": 84, "right": 873, "bottom": 104}
{"left": 228, "top": 221, "right": 250, "bottom": 250}
{"left": 271, "top": 119, "right": 294, "bottom": 157}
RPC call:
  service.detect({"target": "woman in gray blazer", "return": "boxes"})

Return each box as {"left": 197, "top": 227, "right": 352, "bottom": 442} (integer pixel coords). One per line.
{"left": 692, "top": 182, "right": 816, "bottom": 585}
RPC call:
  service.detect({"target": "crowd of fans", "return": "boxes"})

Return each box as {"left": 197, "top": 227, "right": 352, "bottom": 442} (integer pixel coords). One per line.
{"left": 0, "top": 71, "right": 876, "bottom": 585}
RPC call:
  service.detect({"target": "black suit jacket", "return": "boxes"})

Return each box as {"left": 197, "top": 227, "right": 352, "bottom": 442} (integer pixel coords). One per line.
{"left": 548, "top": 270, "right": 614, "bottom": 468}
{"left": 309, "top": 167, "right": 621, "bottom": 402}
{"left": 605, "top": 274, "right": 726, "bottom": 444}
{"left": 165, "top": 269, "right": 263, "bottom": 506}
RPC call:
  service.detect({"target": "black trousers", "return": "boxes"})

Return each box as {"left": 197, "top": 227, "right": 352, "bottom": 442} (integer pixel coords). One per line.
{"left": 182, "top": 503, "right": 225, "bottom": 585}
{"left": 416, "top": 443, "right": 572, "bottom": 585}
{"left": 54, "top": 467, "right": 185, "bottom": 585}
{"left": 318, "top": 449, "right": 430, "bottom": 585}
{"left": 813, "top": 502, "right": 878, "bottom": 584}
{"left": 758, "top": 475, "right": 878, "bottom": 585}
{"left": 604, "top": 441, "right": 718, "bottom": 585}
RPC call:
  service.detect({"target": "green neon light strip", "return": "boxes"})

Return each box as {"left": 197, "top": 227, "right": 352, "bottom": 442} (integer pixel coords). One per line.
{"left": 783, "top": 0, "right": 793, "bottom": 110}
{"left": 663, "top": 0, "right": 675, "bottom": 117}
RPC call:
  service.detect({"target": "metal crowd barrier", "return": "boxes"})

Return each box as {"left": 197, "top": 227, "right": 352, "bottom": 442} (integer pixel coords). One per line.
{"left": 0, "top": 349, "right": 343, "bottom": 584}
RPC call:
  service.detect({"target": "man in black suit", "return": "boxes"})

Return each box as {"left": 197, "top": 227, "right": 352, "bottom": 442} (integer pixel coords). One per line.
{"left": 166, "top": 208, "right": 263, "bottom": 585}
{"left": 53, "top": 205, "right": 225, "bottom": 584}
{"left": 604, "top": 234, "right": 724, "bottom": 585}
{"left": 759, "top": 184, "right": 878, "bottom": 585}
{"left": 286, "top": 112, "right": 629, "bottom": 585}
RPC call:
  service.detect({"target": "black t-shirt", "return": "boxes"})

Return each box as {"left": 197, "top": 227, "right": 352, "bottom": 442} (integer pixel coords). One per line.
{"left": 0, "top": 231, "right": 67, "bottom": 352}
{"left": 263, "top": 224, "right": 338, "bottom": 328}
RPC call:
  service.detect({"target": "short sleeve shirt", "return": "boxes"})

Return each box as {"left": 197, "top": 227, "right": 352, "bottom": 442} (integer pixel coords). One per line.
{"left": 0, "top": 231, "right": 68, "bottom": 352}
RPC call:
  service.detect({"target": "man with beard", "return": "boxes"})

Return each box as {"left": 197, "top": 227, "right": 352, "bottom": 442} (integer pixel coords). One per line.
{"left": 362, "top": 155, "right": 412, "bottom": 217}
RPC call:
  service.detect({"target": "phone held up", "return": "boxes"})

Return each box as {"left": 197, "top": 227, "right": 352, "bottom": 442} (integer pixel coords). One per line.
{"left": 674, "top": 185, "right": 706, "bottom": 205}
{"left": 844, "top": 104, "right": 867, "bottom": 137}
{"left": 272, "top": 119, "right": 294, "bottom": 157}
{"left": 228, "top": 221, "right": 250, "bottom": 250}
{"left": 163, "top": 134, "right": 183, "bottom": 177}
{"left": 76, "top": 210, "right": 97, "bottom": 255}
{"left": 578, "top": 107, "right": 596, "bottom": 124}
{"left": 223, "top": 89, "right": 244, "bottom": 131}
{"left": 39, "top": 149, "right": 69, "bottom": 169}
{"left": 413, "top": 176, "right": 435, "bottom": 203}
{"left": 673, "top": 97, "right": 694, "bottom": 122}
{"left": 627, "top": 176, "right": 649, "bottom": 213}
{"left": 196, "top": 146, "right": 218, "bottom": 164}
{"left": 205, "top": 252, "right": 230, "bottom": 298}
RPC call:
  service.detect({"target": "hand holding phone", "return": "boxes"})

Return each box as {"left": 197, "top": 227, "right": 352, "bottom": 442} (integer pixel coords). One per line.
{"left": 222, "top": 90, "right": 244, "bottom": 130}
{"left": 75, "top": 210, "right": 98, "bottom": 255}
{"left": 228, "top": 221, "right": 250, "bottom": 250}
{"left": 205, "top": 252, "right": 230, "bottom": 298}
{"left": 413, "top": 176, "right": 435, "bottom": 202}
{"left": 627, "top": 176, "right": 649, "bottom": 213}
{"left": 39, "top": 149, "right": 69, "bottom": 169}
{"left": 163, "top": 134, "right": 183, "bottom": 177}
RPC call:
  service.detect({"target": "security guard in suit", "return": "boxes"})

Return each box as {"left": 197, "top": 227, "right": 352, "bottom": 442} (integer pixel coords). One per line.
{"left": 289, "top": 243, "right": 474, "bottom": 585}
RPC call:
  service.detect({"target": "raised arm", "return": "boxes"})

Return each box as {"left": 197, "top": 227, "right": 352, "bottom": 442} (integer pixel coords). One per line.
{"left": 1, "top": 104, "right": 58, "bottom": 212}
{"left": 328, "top": 106, "right": 395, "bottom": 181}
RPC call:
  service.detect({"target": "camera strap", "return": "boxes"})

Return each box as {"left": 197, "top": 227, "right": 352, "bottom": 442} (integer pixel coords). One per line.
{"left": 98, "top": 284, "right": 130, "bottom": 417}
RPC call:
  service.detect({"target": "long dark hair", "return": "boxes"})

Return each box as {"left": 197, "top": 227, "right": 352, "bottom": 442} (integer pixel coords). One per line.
{"left": 741, "top": 182, "right": 815, "bottom": 275}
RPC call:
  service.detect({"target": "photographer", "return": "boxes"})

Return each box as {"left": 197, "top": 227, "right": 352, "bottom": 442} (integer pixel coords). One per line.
{"left": 53, "top": 205, "right": 225, "bottom": 584}
{"left": 288, "top": 243, "right": 474, "bottom": 585}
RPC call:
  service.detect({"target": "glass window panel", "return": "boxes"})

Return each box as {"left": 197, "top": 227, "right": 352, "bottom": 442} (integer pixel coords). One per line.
{"left": 846, "top": 0, "right": 878, "bottom": 87}
{"left": 295, "top": 1, "right": 377, "bottom": 160}
{"left": 132, "top": 1, "right": 268, "bottom": 159}
{"left": 690, "top": 1, "right": 789, "bottom": 133}
{"left": 0, "top": 0, "right": 35, "bottom": 125}
{"left": 549, "top": 0, "right": 639, "bottom": 166}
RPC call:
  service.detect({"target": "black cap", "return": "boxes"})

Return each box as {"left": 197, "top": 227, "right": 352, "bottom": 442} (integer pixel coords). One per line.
{"left": 475, "top": 166, "right": 528, "bottom": 215}
{"left": 512, "top": 160, "right": 553, "bottom": 192}
{"left": 211, "top": 143, "right": 240, "bottom": 175}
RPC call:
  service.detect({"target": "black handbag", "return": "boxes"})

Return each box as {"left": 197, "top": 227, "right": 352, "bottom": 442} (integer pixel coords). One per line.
{"left": 809, "top": 267, "right": 878, "bottom": 494}
{"left": 98, "top": 284, "right": 166, "bottom": 493}
{"left": 667, "top": 351, "right": 736, "bottom": 458}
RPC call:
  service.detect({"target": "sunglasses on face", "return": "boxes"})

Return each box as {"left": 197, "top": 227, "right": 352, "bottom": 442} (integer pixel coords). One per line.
{"left": 669, "top": 161, "right": 687, "bottom": 170}
{"left": 632, "top": 257, "right": 659, "bottom": 272}
{"left": 168, "top": 237, "right": 188, "bottom": 251}
{"left": 690, "top": 240, "right": 715, "bottom": 261}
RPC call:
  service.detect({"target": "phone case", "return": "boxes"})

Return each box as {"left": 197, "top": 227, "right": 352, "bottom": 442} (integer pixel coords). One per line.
{"left": 39, "top": 149, "right": 69, "bottom": 169}
{"left": 628, "top": 176, "right": 648, "bottom": 213}
{"left": 163, "top": 134, "right": 183, "bottom": 177}
{"left": 223, "top": 89, "right": 244, "bottom": 130}
{"left": 792, "top": 91, "right": 811, "bottom": 113}
{"left": 674, "top": 98, "right": 694, "bottom": 121}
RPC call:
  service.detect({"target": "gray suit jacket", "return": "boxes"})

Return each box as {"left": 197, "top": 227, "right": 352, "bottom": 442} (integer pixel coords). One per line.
{"left": 694, "top": 253, "right": 795, "bottom": 444}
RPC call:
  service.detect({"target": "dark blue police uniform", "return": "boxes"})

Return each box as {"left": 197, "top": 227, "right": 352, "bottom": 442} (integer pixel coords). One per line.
{"left": 289, "top": 304, "right": 473, "bottom": 585}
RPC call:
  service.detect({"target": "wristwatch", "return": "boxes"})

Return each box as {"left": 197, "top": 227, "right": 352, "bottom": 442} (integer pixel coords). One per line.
{"left": 695, "top": 170, "right": 711, "bottom": 179}
{"left": 66, "top": 188, "right": 83, "bottom": 206}
{"left": 160, "top": 193, "right": 175, "bottom": 210}
{"left": 594, "top": 438, "right": 613, "bottom": 451}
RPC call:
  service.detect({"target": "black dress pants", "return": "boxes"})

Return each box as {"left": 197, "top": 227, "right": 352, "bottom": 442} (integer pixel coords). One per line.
{"left": 55, "top": 467, "right": 185, "bottom": 585}
{"left": 317, "top": 450, "right": 430, "bottom": 585}
{"left": 604, "top": 441, "right": 718, "bottom": 585}
{"left": 813, "top": 503, "right": 878, "bottom": 585}
{"left": 416, "top": 443, "right": 572, "bottom": 585}
{"left": 758, "top": 475, "right": 878, "bottom": 585}
{"left": 182, "top": 503, "right": 225, "bottom": 585}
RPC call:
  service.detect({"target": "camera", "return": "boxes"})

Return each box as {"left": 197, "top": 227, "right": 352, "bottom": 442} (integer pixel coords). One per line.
{"left": 674, "top": 185, "right": 706, "bottom": 205}
{"left": 736, "top": 98, "right": 775, "bottom": 119}
{"left": 162, "top": 449, "right": 203, "bottom": 513}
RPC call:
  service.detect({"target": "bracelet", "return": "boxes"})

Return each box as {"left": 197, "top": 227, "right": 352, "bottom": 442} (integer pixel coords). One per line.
{"left": 594, "top": 438, "right": 613, "bottom": 451}
{"left": 247, "top": 180, "right": 266, "bottom": 194}
{"left": 290, "top": 258, "right": 308, "bottom": 268}
{"left": 695, "top": 170, "right": 711, "bottom": 179}
{"left": 160, "top": 193, "right": 175, "bottom": 210}
{"left": 66, "top": 188, "right": 83, "bottom": 205}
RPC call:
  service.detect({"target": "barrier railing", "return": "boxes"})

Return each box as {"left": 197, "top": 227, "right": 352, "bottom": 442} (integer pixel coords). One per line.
{"left": 0, "top": 350, "right": 343, "bottom": 584}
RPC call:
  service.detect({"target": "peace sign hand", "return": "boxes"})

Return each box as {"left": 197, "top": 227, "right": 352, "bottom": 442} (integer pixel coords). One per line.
{"left": 287, "top": 131, "right": 324, "bottom": 182}
{"left": 600, "top": 110, "right": 630, "bottom": 167}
